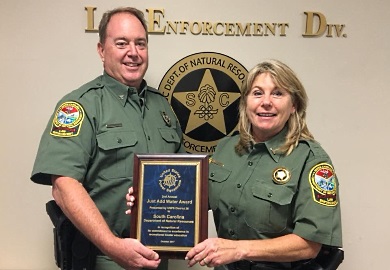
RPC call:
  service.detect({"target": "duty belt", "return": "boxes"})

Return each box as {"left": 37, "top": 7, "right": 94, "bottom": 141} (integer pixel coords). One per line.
{"left": 225, "top": 260, "right": 324, "bottom": 270}
{"left": 227, "top": 261, "right": 291, "bottom": 270}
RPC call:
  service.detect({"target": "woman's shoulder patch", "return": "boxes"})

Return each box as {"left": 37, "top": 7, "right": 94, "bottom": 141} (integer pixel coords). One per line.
{"left": 50, "top": 101, "right": 85, "bottom": 137}
{"left": 309, "top": 162, "right": 338, "bottom": 207}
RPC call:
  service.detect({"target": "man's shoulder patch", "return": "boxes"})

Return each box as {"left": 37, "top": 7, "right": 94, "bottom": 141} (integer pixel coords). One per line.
{"left": 309, "top": 162, "right": 338, "bottom": 207}
{"left": 50, "top": 101, "right": 85, "bottom": 137}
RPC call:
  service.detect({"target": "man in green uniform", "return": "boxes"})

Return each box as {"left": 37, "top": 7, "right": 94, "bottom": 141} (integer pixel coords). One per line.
{"left": 31, "top": 7, "right": 184, "bottom": 270}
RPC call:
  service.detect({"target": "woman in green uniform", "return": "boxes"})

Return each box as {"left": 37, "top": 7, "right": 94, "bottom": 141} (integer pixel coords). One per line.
{"left": 185, "top": 59, "right": 343, "bottom": 270}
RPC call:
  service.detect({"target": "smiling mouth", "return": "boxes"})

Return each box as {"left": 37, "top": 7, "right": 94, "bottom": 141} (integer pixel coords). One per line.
{"left": 257, "top": 113, "right": 276, "bottom": 117}
{"left": 124, "top": 63, "right": 140, "bottom": 67}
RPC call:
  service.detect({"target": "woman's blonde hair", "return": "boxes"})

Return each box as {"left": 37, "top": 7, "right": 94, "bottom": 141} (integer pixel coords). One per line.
{"left": 235, "top": 59, "right": 314, "bottom": 155}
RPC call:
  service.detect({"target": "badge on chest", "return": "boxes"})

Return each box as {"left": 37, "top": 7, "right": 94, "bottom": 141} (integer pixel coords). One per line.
{"left": 272, "top": 167, "right": 291, "bottom": 184}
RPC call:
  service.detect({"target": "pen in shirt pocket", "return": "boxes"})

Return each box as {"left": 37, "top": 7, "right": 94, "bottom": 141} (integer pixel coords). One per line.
{"left": 106, "top": 123, "right": 123, "bottom": 128}
{"left": 209, "top": 157, "right": 224, "bottom": 167}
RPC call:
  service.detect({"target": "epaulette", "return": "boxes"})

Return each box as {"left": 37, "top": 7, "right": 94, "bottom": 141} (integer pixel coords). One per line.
{"left": 146, "top": 86, "right": 163, "bottom": 96}
{"left": 81, "top": 76, "right": 105, "bottom": 91}
{"left": 303, "top": 140, "right": 329, "bottom": 159}
{"left": 71, "top": 77, "right": 105, "bottom": 99}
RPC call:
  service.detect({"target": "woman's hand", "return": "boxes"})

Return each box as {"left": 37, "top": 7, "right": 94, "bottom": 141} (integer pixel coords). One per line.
{"left": 185, "top": 238, "right": 241, "bottom": 268}
{"left": 125, "top": 187, "right": 135, "bottom": 215}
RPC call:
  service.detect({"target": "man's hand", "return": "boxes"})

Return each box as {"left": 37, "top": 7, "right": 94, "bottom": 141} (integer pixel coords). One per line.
{"left": 52, "top": 177, "right": 160, "bottom": 269}
{"left": 105, "top": 237, "right": 160, "bottom": 269}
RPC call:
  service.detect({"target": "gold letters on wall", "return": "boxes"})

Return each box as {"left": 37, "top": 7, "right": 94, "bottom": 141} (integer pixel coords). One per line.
{"left": 85, "top": 7, "right": 347, "bottom": 38}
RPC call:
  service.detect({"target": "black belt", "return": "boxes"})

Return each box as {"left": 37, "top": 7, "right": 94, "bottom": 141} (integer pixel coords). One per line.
{"left": 226, "top": 260, "right": 314, "bottom": 270}
{"left": 226, "top": 247, "right": 343, "bottom": 270}
{"left": 226, "top": 261, "right": 292, "bottom": 270}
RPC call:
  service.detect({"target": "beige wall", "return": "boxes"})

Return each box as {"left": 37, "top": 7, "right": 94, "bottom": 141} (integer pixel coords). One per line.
{"left": 1, "top": 0, "right": 389, "bottom": 269}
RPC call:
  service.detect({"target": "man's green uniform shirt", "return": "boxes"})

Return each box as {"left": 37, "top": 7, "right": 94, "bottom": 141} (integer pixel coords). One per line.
{"left": 31, "top": 72, "right": 184, "bottom": 238}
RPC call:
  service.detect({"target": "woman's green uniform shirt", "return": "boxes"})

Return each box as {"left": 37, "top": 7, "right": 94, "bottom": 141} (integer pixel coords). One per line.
{"left": 208, "top": 128, "right": 342, "bottom": 248}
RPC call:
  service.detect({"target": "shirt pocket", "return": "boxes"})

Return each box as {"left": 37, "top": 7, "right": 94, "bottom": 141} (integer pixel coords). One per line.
{"left": 158, "top": 128, "right": 181, "bottom": 152}
{"left": 245, "top": 183, "right": 294, "bottom": 233}
{"left": 96, "top": 130, "right": 138, "bottom": 179}
{"left": 208, "top": 163, "right": 232, "bottom": 210}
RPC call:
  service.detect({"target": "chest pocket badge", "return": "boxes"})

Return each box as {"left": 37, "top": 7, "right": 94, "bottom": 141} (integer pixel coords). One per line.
{"left": 272, "top": 167, "right": 291, "bottom": 185}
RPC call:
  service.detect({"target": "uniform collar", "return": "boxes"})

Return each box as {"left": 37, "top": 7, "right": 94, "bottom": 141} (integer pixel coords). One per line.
{"left": 135, "top": 80, "right": 148, "bottom": 99}
{"left": 128, "top": 81, "right": 148, "bottom": 112}
{"left": 102, "top": 72, "right": 148, "bottom": 107}
{"left": 253, "top": 127, "right": 288, "bottom": 162}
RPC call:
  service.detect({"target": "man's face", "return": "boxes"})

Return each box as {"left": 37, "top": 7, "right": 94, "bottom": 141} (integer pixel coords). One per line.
{"left": 97, "top": 12, "right": 148, "bottom": 88}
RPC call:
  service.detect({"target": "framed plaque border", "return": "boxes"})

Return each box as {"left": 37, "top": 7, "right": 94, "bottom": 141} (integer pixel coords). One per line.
{"left": 131, "top": 153, "right": 209, "bottom": 259}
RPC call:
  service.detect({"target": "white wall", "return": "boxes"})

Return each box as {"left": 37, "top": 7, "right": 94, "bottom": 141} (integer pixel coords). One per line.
{"left": 1, "top": 0, "right": 389, "bottom": 269}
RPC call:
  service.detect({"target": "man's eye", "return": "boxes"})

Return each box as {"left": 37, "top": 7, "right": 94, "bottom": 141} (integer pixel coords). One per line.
{"left": 137, "top": 41, "right": 147, "bottom": 48}
{"left": 116, "top": 41, "right": 127, "bottom": 48}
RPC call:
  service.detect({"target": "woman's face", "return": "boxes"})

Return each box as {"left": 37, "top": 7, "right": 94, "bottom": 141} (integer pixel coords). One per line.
{"left": 246, "top": 72, "right": 295, "bottom": 142}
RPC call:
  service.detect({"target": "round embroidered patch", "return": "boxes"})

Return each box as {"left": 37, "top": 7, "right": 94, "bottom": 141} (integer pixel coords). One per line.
{"left": 309, "top": 163, "right": 338, "bottom": 206}
{"left": 50, "top": 101, "right": 85, "bottom": 137}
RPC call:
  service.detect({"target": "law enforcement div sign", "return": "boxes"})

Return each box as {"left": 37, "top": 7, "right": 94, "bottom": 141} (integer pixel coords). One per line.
{"left": 159, "top": 52, "right": 248, "bottom": 154}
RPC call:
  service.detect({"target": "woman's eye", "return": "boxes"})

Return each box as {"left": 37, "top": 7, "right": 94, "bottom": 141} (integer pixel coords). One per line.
{"left": 251, "top": 90, "right": 262, "bottom": 96}
{"left": 272, "top": 90, "right": 283, "bottom": 97}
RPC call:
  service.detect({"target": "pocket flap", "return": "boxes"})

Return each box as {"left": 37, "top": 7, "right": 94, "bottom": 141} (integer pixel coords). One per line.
{"left": 209, "top": 163, "right": 231, "bottom": 183}
{"left": 159, "top": 128, "right": 180, "bottom": 143}
{"left": 97, "top": 131, "right": 137, "bottom": 150}
{"left": 252, "top": 184, "right": 294, "bottom": 205}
